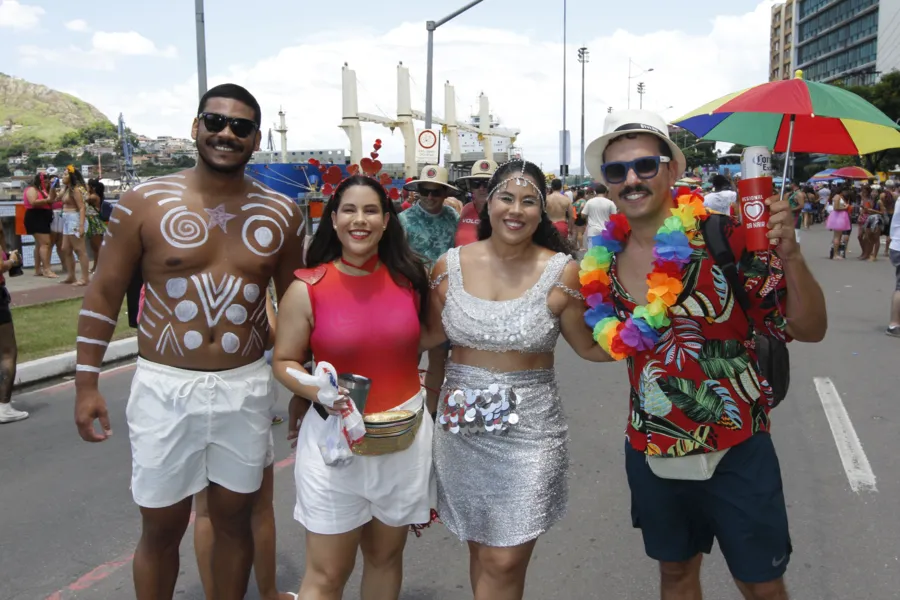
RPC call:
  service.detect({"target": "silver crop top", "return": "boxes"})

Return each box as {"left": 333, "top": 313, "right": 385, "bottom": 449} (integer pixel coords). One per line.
{"left": 437, "top": 247, "right": 580, "bottom": 354}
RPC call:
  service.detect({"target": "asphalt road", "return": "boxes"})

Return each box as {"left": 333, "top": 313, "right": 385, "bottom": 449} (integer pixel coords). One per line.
{"left": 2, "top": 226, "right": 898, "bottom": 600}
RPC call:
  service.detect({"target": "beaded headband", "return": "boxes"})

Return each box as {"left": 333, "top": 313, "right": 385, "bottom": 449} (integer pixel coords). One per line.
{"left": 487, "top": 159, "right": 545, "bottom": 207}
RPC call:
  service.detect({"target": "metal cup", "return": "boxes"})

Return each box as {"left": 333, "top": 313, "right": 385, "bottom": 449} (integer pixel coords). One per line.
{"left": 338, "top": 374, "right": 371, "bottom": 414}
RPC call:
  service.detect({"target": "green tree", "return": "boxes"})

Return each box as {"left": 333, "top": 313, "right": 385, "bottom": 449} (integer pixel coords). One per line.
{"left": 53, "top": 150, "right": 75, "bottom": 167}
{"left": 0, "top": 164, "right": 10, "bottom": 178}
{"left": 100, "top": 152, "right": 117, "bottom": 166}
{"left": 78, "top": 151, "right": 96, "bottom": 167}
{"left": 673, "top": 129, "right": 718, "bottom": 171}
{"left": 835, "top": 72, "right": 900, "bottom": 172}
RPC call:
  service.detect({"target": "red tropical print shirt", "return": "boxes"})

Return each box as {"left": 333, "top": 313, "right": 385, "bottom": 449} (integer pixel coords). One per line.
{"left": 609, "top": 217, "right": 790, "bottom": 457}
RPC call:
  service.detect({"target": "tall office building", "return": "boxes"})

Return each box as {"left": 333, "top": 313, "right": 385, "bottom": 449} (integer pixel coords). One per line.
{"left": 877, "top": 0, "right": 900, "bottom": 77}
{"left": 795, "top": 0, "right": 880, "bottom": 85}
{"left": 770, "top": 1, "right": 797, "bottom": 81}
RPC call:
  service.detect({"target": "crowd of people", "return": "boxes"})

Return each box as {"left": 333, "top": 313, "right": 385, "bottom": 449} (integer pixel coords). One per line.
{"left": 60, "top": 85, "right": 830, "bottom": 600}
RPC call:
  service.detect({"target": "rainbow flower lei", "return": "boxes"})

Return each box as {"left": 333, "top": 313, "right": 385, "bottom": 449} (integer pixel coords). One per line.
{"left": 580, "top": 195, "right": 710, "bottom": 360}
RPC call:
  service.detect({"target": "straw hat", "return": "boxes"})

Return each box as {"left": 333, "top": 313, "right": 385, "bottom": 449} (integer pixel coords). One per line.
{"left": 403, "top": 165, "right": 460, "bottom": 193}
{"left": 457, "top": 159, "right": 498, "bottom": 183}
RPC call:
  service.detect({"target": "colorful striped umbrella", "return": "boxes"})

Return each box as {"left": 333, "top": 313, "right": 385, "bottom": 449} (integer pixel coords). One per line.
{"left": 673, "top": 71, "right": 900, "bottom": 155}
{"left": 830, "top": 166, "right": 875, "bottom": 179}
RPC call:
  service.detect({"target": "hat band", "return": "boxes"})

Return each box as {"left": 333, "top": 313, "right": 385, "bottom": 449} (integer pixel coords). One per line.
{"left": 614, "top": 122, "right": 667, "bottom": 138}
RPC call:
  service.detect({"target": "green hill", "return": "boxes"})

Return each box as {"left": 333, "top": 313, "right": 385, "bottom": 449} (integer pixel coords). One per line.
{"left": 0, "top": 73, "right": 111, "bottom": 150}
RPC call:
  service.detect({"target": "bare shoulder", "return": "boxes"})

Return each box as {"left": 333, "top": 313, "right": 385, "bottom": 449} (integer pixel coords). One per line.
{"left": 560, "top": 259, "right": 580, "bottom": 285}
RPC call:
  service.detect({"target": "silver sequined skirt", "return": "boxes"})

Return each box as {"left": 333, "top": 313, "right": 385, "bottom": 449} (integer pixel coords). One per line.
{"left": 433, "top": 362, "right": 569, "bottom": 547}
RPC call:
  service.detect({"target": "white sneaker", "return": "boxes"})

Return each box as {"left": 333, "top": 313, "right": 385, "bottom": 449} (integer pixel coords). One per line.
{"left": 0, "top": 403, "right": 29, "bottom": 423}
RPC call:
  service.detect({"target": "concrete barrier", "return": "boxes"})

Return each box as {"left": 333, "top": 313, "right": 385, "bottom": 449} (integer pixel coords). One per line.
{"left": 14, "top": 337, "right": 138, "bottom": 388}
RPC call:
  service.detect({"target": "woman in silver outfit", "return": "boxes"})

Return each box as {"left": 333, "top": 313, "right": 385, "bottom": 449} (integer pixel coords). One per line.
{"left": 424, "top": 159, "right": 611, "bottom": 600}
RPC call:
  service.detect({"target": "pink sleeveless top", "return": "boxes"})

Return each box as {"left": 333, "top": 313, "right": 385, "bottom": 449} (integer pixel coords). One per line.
{"left": 297, "top": 262, "right": 422, "bottom": 414}
{"left": 23, "top": 186, "right": 49, "bottom": 210}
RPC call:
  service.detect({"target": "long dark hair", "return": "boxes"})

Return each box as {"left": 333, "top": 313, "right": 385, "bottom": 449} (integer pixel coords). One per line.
{"left": 88, "top": 178, "right": 105, "bottom": 201}
{"left": 477, "top": 159, "right": 573, "bottom": 255}
{"left": 306, "top": 175, "right": 429, "bottom": 316}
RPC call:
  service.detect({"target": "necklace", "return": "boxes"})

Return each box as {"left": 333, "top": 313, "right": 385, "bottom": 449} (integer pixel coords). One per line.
{"left": 579, "top": 195, "right": 709, "bottom": 360}
{"left": 340, "top": 254, "right": 379, "bottom": 273}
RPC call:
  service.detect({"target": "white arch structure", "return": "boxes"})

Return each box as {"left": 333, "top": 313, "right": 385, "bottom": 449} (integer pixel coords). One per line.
{"left": 340, "top": 62, "right": 519, "bottom": 178}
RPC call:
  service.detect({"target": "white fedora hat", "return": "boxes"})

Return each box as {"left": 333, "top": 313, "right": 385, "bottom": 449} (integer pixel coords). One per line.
{"left": 584, "top": 109, "right": 687, "bottom": 183}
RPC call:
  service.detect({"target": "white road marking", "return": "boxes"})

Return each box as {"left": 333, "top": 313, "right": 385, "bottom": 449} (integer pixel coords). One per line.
{"left": 813, "top": 377, "right": 877, "bottom": 493}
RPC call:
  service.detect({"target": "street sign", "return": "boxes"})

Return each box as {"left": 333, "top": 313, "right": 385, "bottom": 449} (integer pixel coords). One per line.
{"left": 416, "top": 129, "right": 440, "bottom": 163}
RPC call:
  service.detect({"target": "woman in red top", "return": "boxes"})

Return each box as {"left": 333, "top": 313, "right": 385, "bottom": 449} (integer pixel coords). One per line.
{"left": 273, "top": 175, "right": 432, "bottom": 600}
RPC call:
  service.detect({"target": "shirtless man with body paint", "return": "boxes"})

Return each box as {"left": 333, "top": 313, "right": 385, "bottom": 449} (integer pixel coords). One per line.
{"left": 74, "top": 84, "right": 305, "bottom": 600}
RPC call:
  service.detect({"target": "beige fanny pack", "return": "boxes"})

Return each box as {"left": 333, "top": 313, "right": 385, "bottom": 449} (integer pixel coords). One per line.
{"left": 351, "top": 392, "right": 424, "bottom": 457}
{"left": 646, "top": 448, "right": 730, "bottom": 481}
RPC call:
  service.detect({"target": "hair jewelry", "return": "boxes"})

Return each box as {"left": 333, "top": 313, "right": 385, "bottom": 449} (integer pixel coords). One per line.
{"left": 487, "top": 159, "right": 545, "bottom": 207}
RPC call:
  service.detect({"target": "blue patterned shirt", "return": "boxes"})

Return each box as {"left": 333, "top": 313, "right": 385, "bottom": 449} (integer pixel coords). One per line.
{"left": 399, "top": 203, "right": 459, "bottom": 267}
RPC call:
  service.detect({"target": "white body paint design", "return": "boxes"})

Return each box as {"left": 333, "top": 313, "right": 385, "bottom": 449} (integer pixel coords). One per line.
{"left": 221, "top": 332, "right": 240, "bottom": 354}
{"left": 140, "top": 325, "right": 153, "bottom": 338}
{"left": 205, "top": 204, "right": 237, "bottom": 232}
{"left": 243, "top": 284, "right": 260, "bottom": 303}
{"left": 145, "top": 285, "right": 173, "bottom": 315}
{"left": 133, "top": 180, "right": 187, "bottom": 192}
{"left": 242, "top": 203, "right": 290, "bottom": 227}
{"left": 144, "top": 189, "right": 183, "bottom": 200}
{"left": 175, "top": 300, "right": 199, "bottom": 322}
{"left": 113, "top": 204, "right": 133, "bottom": 216}
{"left": 158, "top": 197, "right": 182, "bottom": 206}
{"left": 242, "top": 215, "right": 284, "bottom": 257}
{"left": 109, "top": 217, "right": 120, "bottom": 225}
{"left": 151, "top": 174, "right": 187, "bottom": 181}
{"left": 242, "top": 328, "right": 265, "bottom": 357}
{"left": 142, "top": 314, "right": 157, "bottom": 328}
{"left": 76, "top": 337, "right": 109, "bottom": 347}
{"left": 76, "top": 365, "right": 102, "bottom": 373}
{"left": 191, "top": 273, "right": 243, "bottom": 327}
{"left": 225, "top": 304, "right": 247, "bottom": 325}
{"left": 183, "top": 330, "right": 203, "bottom": 350}
{"left": 250, "top": 300, "right": 267, "bottom": 326}
{"left": 166, "top": 278, "right": 188, "bottom": 299}
{"left": 251, "top": 181, "right": 294, "bottom": 206}
{"left": 80, "top": 309, "right": 117, "bottom": 326}
{"left": 156, "top": 323, "right": 184, "bottom": 356}
{"left": 160, "top": 205, "right": 209, "bottom": 249}
{"left": 143, "top": 297, "right": 165, "bottom": 320}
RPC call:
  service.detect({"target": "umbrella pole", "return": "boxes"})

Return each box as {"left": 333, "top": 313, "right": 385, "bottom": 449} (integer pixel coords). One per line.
{"left": 778, "top": 114, "right": 796, "bottom": 203}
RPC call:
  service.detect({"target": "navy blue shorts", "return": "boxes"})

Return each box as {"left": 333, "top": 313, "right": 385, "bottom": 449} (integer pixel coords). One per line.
{"left": 625, "top": 433, "right": 792, "bottom": 584}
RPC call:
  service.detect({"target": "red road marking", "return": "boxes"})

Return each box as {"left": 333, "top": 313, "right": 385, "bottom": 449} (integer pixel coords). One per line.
{"left": 43, "top": 452, "right": 295, "bottom": 599}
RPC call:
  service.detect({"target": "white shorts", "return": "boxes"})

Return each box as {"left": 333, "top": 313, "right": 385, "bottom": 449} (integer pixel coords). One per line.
{"left": 61, "top": 211, "right": 82, "bottom": 237}
{"left": 50, "top": 209, "right": 64, "bottom": 234}
{"left": 293, "top": 391, "right": 436, "bottom": 535}
{"left": 127, "top": 357, "right": 275, "bottom": 509}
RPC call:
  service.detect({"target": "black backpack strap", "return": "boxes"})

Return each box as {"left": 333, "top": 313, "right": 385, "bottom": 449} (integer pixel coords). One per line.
{"left": 699, "top": 215, "right": 752, "bottom": 318}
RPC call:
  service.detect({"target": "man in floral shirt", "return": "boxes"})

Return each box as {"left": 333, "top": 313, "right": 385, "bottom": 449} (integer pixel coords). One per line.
{"left": 583, "top": 110, "right": 827, "bottom": 600}
{"left": 400, "top": 165, "right": 460, "bottom": 413}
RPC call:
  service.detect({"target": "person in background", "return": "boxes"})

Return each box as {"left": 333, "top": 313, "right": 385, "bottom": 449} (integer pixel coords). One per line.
{"left": 801, "top": 185, "right": 816, "bottom": 230}
{"left": 0, "top": 225, "right": 25, "bottom": 424}
{"left": 882, "top": 181, "right": 896, "bottom": 258}
{"left": 582, "top": 183, "right": 617, "bottom": 249}
{"left": 546, "top": 179, "right": 573, "bottom": 239}
{"left": 703, "top": 174, "right": 737, "bottom": 215}
{"left": 887, "top": 210, "right": 900, "bottom": 337}
{"left": 85, "top": 179, "right": 108, "bottom": 274}
{"left": 454, "top": 160, "right": 498, "bottom": 248}
{"left": 50, "top": 165, "right": 90, "bottom": 286}
{"left": 400, "top": 166, "right": 460, "bottom": 414}
{"left": 443, "top": 191, "right": 464, "bottom": 215}
{"left": 23, "top": 172, "right": 56, "bottom": 278}
{"left": 826, "top": 186, "right": 852, "bottom": 260}
{"left": 572, "top": 187, "right": 589, "bottom": 250}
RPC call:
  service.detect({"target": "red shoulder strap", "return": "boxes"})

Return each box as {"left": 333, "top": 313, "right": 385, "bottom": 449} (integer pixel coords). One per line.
{"left": 294, "top": 265, "right": 327, "bottom": 285}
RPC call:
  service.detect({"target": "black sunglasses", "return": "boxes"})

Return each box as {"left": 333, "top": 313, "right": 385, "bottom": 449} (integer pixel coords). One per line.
{"left": 600, "top": 155, "right": 671, "bottom": 184}
{"left": 419, "top": 187, "right": 447, "bottom": 197}
{"left": 198, "top": 112, "right": 258, "bottom": 139}
{"left": 469, "top": 180, "right": 489, "bottom": 189}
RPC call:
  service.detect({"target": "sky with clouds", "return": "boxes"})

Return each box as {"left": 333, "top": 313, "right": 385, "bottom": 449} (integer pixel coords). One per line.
{"left": 1, "top": 0, "right": 776, "bottom": 169}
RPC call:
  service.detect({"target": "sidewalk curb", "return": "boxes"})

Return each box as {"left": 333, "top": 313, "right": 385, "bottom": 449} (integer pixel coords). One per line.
{"left": 15, "top": 337, "right": 138, "bottom": 388}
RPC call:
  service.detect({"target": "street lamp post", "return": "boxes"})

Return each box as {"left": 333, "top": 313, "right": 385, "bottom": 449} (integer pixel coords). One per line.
{"left": 425, "top": 0, "right": 485, "bottom": 129}
{"left": 577, "top": 46, "right": 589, "bottom": 184}
{"left": 561, "top": 0, "right": 568, "bottom": 181}
{"left": 195, "top": 0, "right": 208, "bottom": 100}
{"left": 627, "top": 58, "right": 653, "bottom": 109}
{"left": 637, "top": 82, "right": 645, "bottom": 109}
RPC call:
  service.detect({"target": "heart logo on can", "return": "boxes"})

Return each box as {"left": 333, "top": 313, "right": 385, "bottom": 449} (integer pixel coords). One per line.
{"left": 743, "top": 201, "right": 765, "bottom": 221}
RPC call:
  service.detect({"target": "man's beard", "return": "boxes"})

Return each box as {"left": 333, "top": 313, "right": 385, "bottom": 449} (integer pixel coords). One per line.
{"left": 197, "top": 149, "right": 251, "bottom": 174}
